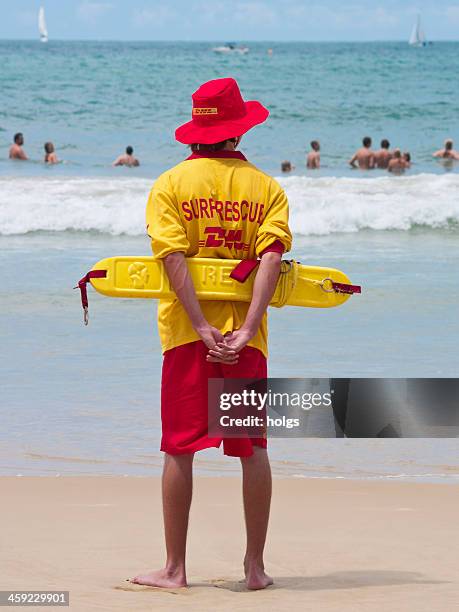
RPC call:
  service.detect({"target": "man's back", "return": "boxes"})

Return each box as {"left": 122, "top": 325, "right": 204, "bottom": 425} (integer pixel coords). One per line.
{"left": 375, "top": 149, "right": 391, "bottom": 169}
{"left": 433, "top": 148, "right": 459, "bottom": 160}
{"left": 307, "top": 151, "right": 320, "bottom": 169}
{"left": 125, "top": 154, "right": 139, "bottom": 167}
{"left": 354, "top": 147, "right": 374, "bottom": 169}
{"left": 147, "top": 151, "right": 291, "bottom": 357}
{"left": 9, "top": 144, "right": 27, "bottom": 160}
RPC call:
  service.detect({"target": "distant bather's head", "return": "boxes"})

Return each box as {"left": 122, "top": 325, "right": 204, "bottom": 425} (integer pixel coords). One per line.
{"left": 445, "top": 139, "right": 453, "bottom": 151}
{"left": 310, "top": 140, "right": 320, "bottom": 151}
{"left": 281, "top": 160, "right": 292, "bottom": 172}
{"left": 126, "top": 146, "right": 134, "bottom": 155}
{"left": 363, "top": 136, "right": 372, "bottom": 148}
{"left": 14, "top": 132, "right": 24, "bottom": 145}
{"left": 44, "top": 142, "right": 54, "bottom": 154}
{"left": 381, "top": 139, "right": 390, "bottom": 149}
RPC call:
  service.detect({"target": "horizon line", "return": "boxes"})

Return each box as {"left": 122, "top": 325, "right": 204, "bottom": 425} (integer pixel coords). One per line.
{"left": 0, "top": 37, "right": 457, "bottom": 43}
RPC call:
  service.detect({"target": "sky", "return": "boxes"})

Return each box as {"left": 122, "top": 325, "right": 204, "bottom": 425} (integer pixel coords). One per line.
{"left": 3, "top": 0, "right": 459, "bottom": 41}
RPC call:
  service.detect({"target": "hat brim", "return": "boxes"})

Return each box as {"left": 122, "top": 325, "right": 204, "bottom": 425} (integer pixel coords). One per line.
{"left": 175, "top": 101, "right": 269, "bottom": 145}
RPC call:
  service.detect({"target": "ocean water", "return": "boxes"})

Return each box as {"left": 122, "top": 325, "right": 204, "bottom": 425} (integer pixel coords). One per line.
{"left": 1, "top": 40, "right": 459, "bottom": 176}
{"left": 0, "top": 41, "right": 458, "bottom": 480}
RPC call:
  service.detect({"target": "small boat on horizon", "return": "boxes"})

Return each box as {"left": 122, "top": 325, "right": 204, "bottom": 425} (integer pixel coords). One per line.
{"left": 39, "top": 6, "right": 48, "bottom": 43}
{"left": 409, "top": 14, "right": 427, "bottom": 47}
{"left": 212, "top": 43, "right": 249, "bottom": 55}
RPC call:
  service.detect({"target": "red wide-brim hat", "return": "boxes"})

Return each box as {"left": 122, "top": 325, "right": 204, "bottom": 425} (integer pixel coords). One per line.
{"left": 175, "top": 77, "right": 269, "bottom": 145}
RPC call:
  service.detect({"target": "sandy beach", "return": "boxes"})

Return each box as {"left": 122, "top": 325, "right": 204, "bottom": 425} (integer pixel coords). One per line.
{"left": 1, "top": 476, "right": 458, "bottom": 611}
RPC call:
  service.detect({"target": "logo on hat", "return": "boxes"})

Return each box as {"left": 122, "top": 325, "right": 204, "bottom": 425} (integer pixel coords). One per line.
{"left": 193, "top": 107, "right": 218, "bottom": 116}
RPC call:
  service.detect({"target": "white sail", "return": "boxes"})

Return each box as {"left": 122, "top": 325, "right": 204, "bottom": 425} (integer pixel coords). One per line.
{"left": 39, "top": 6, "right": 48, "bottom": 43}
{"left": 409, "top": 14, "right": 425, "bottom": 46}
{"left": 409, "top": 23, "right": 418, "bottom": 45}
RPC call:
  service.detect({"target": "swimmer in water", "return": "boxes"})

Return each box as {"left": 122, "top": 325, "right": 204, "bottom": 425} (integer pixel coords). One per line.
{"left": 349, "top": 136, "right": 375, "bottom": 169}
{"left": 402, "top": 152, "right": 411, "bottom": 169}
{"left": 113, "top": 146, "right": 140, "bottom": 167}
{"left": 281, "top": 160, "right": 294, "bottom": 172}
{"left": 432, "top": 139, "right": 459, "bottom": 161}
{"left": 9, "top": 132, "right": 28, "bottom": 160}
{"left": 306, "top": 141, "right": 320, "bottom": 169}
{"left": 374, "top": 139, "right": 392, "bottom": 169}
{"left": 44, "top": 142, "right": 58, "bottom": 164}
{"left": 387, "top": 149, "right": 405, "bottom": 174}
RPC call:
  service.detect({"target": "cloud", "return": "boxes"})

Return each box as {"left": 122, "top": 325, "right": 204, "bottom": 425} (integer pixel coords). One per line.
{"left": 283, "top": 1, "right": 401, "bottom": 33}
{"left": 131, "top": 7, "right": 178, "bottom": 28}
{"left": 444, "top": 5, "right": 459, "bottom": 23}
{"left": 16, "top": 9, "right": 37, "bottom": 27}
{"left": 77, "top": 1, "right": 113, "bottom": 25}
{"left": 197, "top": 0, "right": 277, "bottom": 26}
{"left": 232, "top": 1, "right": 277, "bottom": 25}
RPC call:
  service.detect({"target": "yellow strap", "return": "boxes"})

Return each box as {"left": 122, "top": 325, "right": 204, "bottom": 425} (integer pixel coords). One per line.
{"left": 272, "top": 260, "right": 299, "bottom": 308}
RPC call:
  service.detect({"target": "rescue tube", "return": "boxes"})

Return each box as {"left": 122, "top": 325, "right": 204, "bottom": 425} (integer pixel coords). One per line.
{"left": 82, "top": 256, "right": 360, "bottom": 310}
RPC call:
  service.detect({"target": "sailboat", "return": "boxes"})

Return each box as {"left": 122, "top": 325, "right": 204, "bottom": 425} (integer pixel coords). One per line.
{"left": 409, "top": 14, "right": 426, "bottom": 47}
{"left": 38, "top": 6, "right": 48, "bottom": 43}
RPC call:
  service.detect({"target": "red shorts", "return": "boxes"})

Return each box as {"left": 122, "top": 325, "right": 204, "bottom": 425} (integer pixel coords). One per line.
{"left": 161, "top": 340, "right": 267, "bottom": 457}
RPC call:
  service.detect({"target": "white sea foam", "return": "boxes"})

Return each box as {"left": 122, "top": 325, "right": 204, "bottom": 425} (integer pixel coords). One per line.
{"left": 283, "top": 173, "right": 459, "bottom": 235}
{"left": 1, "top": 173, "right": 458, "bottom": 236}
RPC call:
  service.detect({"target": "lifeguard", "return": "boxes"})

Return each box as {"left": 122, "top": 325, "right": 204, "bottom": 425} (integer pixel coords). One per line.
{"left": 131, "top": 77, "right": 292, "bottom": 591}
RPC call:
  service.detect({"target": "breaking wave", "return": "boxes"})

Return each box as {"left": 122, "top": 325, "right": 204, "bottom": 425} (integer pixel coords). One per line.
{"left": 1, "top": 173, "right": 458, "bottom": 236}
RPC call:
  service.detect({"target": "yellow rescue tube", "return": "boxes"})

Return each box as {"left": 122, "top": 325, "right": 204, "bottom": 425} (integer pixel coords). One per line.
{"left": 88, "top": 256, "right": 359, "bottom": 309}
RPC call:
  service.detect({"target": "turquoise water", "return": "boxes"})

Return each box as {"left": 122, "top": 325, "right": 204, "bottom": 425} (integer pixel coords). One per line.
{"left": 1, "top": 40, "right": 459, "bottom": 176}
{"left": 0, "top": 41, "right": 458, "bottom": 478}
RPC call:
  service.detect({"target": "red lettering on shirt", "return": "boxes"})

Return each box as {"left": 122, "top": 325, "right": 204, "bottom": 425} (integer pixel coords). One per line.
{"left": 231, "top": 200, "right": 240, "bottom": 222}
{"left": 180, "top": 198, "right": 264, "bottom": 224}
{"left": 225, "top": 201, "right": 233, "bottom": 221}
{"left": 199, "top": 198, "right": 211, "bottom": 219}
{"left": 182, "top": 201, "right": 192, "bottom": 221}
{"left": 257, "top": 204, "right": 265, "bottom": 224}
{"left": 248, "top": 202, "right": 258, "bottom": 222}
{"left": 214, "top": 201, "right": 224, "bottom": 220}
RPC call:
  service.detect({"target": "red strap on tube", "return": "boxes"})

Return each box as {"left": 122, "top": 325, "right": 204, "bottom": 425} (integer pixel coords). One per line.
{"left": 331, "top": 282, "right": 361, "bottom": 295}
{"left": 230, "top": 259, "right": 259, "bottom": 282}
{"left": 74, "top": 269, "right": 107, "bottom": 325}
{"left": 230, "top": 240, "right": 285, "bottom": 283}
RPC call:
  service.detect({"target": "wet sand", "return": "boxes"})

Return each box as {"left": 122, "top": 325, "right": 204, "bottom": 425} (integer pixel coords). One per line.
{"left": 1, "top": 477, "right": 458, "bottom": 611}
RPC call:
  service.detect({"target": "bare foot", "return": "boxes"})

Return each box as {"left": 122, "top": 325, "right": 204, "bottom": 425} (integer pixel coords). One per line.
{"left": 245, "top": 565, "right": 273, "bottom": 590}
{"left": 130, "top": 568, "right": 187, "bottom": 588}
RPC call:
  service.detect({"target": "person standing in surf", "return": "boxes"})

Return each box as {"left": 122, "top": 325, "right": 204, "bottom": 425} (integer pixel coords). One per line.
{"left": 9, "top": 133, "right": 27, "bottom": 160}
{"left": 44, "top": 142, "right": 59, "bottom": 164}
{"left": 306, "top": 140, "right": 321, "bottom": 169}
{"left": 349, "top": 136, "right": 375, "bottom": 169}
{"left": 131, "top": 78, "right": 291, "bottom": 590}
{"left": 432, "top": 138, "right": 459, "bottom": 161}
{"left": 387, "top": 149, "right": 405, "bottom": 174}
{"left": 112, "top": 145, "right": 140, "bottom": 167}
{"left": 374, "top": 139, "right": 392, "bottom": 169}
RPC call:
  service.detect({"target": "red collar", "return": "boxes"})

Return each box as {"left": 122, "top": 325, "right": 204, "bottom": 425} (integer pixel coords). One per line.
{"left": 186, "top": 150, "right": 247, "bottom": 161}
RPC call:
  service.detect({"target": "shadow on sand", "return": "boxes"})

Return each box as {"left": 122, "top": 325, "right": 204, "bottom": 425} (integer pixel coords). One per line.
{"left": 212, "top": 570, "right": 448, "bottom": 593}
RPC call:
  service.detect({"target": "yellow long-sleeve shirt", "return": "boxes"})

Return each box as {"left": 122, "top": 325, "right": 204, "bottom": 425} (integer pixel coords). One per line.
{"left": 146, "top": 150, "right": 292, "bottom": 357}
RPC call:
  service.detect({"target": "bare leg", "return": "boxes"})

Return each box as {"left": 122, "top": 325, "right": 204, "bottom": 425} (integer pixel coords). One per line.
{"left": 240, "top": 447, "right": 273, "bottom": 590}
{"left": 131, "top": 452, "right": 194, "bottom": 587}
